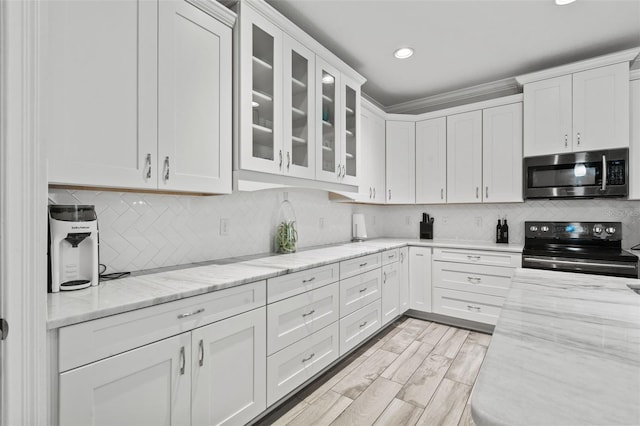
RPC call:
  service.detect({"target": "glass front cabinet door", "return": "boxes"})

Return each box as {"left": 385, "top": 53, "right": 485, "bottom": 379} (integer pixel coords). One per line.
{"left": 315, "top": 58, "right": 342, "bottom": 183}
{"left": 239, "top": 5, "right": 283, "bottom": 174}
{"left": 341, "top": 75, "right": 360, "bottom": 186}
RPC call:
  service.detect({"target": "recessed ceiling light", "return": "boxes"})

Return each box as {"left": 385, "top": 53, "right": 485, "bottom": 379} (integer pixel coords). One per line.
{"left": 252, "top": 101, "right": 259, "bottom": 108}
{"left": 394, "top": 47, "right": 414, "bottom": 59}
{"left": 555, "top": 0, "right": 576, "bottom": 5}
{"left": 322, "top": 74, "right": 334, "bottom": 84}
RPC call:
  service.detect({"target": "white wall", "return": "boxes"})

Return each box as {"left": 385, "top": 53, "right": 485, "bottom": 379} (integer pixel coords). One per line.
{"left": 49, "top": 188, "right": 640, "bottom": 273}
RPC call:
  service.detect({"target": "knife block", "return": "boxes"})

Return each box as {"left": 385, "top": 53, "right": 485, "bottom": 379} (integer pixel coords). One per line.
{"left": 420, "top": 221, "right": 433, "bottom": 240}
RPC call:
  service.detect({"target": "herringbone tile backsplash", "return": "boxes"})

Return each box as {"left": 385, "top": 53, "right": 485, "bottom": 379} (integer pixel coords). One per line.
{"left": 49, "top": 188, "right": 640, "bottom": 273}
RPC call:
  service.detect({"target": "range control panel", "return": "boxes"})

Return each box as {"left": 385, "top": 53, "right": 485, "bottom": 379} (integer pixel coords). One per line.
{"left": 525, "top": 221, "right": 622, "bottom": 241}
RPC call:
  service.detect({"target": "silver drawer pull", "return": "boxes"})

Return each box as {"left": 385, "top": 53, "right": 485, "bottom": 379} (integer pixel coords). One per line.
{"left": 388, "top": 254, "right": 395, "bottom": 259}
{"left": 415, "top": 254, "right": 424, "bottom": 257}
{"left": 179, "top": 346, "right": 185, "bottom": 375}
{"left": 178, "top": 308, "right": 205, "bottom": 319}
{"left": 467, "top": 255, "right": 481, "bottom": 261}
{"left": 359, "top": 287, "right": 367, "bottom": 293}
{"left": 383, "top": 271, "right": 387, "bottom": 284}
{"left": 198, "top": 339, "right": 204, "bottom": 367}
{"left": 302, "top": 277, "right": 316, "bottom": 283}
{"left": 302, "top": 309, "right": 315, "bottom": 317}
{"left": 359, "top": 321, "right": 368, "bottom": 328}
{"left": 302, "top": 353, "right": 315, "bottom": 362}
{"left": 467, "top": 305, "right": 481, "bottom": 312}
{"left": 467, "top": 276, "right": 482, "bottom": 283}
{"left": 359, "top": 262, "right": 368, "bottom": 267}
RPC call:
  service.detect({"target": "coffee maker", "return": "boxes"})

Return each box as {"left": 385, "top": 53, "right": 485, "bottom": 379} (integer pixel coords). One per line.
{"left": 48, "top": 205, "right": 99, "bottom": 292}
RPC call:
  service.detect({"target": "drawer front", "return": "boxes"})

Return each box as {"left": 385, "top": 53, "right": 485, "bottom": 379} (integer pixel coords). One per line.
{"left": 381, "top": 249, "right": 400, "bottom": 266}
{"left": 267, "top": 322, "right": 339, "bottom": 406}
{"left": 267, "top": 283, "right": 339, "bottom": 355}
{"left": 339, "top": 268, "right": 381, "bottom": 318}
{"left": 268, "top": 263, "right": 339, "bottom": 303}
{"left": 432, "top": 288, "right": 505, "bottom": 325}
{"left": 59, "top": 281, "right": 266, "bottom": 372}
{"left": 432, "top": 261, "right": 514, "bottom": 297}
{"left": 340, "top": 253, "right": 382, "bottom": 279}
{"left": 433, "top": 248, "right": 521, "bottom": 268}
{"left": 339, "top": 299, "right": 381, "bottom": 356}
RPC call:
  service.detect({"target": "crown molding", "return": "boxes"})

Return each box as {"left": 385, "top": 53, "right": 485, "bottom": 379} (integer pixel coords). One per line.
{"left": 188, "top": 0, "right": 236, "bottom": 27}
{"left": 516, "top": 47, "right": 640, "bottom": 86}
{"left": 361, "top": 94, "right": 386, "bottom": 118}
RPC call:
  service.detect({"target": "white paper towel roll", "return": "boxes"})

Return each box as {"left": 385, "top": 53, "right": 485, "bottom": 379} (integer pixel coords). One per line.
{"left": 352, "top": 214, "right": 367, "bottom": 240}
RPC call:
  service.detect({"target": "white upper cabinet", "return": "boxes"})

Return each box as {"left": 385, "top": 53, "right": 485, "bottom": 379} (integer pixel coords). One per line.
{"left": 43, "top": 0, "right": 233, "bottom": 194}
{"left": 238, "top": 5, "right": 284, "bottom": 175}
{"left": 523, "top": 62, "right": 630, "bottom": 157}
{"left": 341, "top": 75, "right": 361, "bottom": 186}
{"left": 446, "top": 110, "right": 483, "bottom": 203}
{"left": 158, "top": 0, "right": 232, "bottom": 193}
{"left": 385, "top": 121, "right": 416, "bottom": 204}
{"left": 315, "top": 58, "right": 342, "bottom": 183}
{"left": 482, "top": 103, "right": 523, "bottom": 203}
{"left": 283, "top": 35, "right": 315, "bottom": 179}
{"left": 416, "top": 117, "right": 447, "bottom": 204}
{"left": 358, "top": 102, "right": 386, "bottom": 203}
{"left": 630, "top": 79, "right": 640, "bottom": 200}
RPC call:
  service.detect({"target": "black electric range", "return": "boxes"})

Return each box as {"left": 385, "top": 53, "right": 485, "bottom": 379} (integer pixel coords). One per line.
{"left": 522, "top": 221, "right": 639, "bottom": 278}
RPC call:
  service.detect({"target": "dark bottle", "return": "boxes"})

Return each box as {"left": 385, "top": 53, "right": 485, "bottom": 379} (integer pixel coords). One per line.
{"left": 496, "top": 218, "right": 502, "bottom": 243}
{"left": 501, "top": 218, "right": 509, "bottom": 244}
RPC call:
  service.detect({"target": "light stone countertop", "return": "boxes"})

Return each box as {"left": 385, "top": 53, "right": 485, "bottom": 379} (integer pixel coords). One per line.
{"left": 471, "top": 268, "right": 640, "bottom": 426}
{"left": 47, "top": 238, "right": 523, "bottom": 329}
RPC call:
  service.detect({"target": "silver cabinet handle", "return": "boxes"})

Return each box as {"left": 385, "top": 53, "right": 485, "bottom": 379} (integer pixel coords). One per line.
{"left": 441, "top": 188, "right": 444, "bottom": 200}
{"left": 485, "top": 187, "right": 488, "bottom": 199}
{"left": 400, "top": 252, "right": 404, "bottom": 263}
{"left": 163, "top": 156, "right": 170, "bottom": 182}
{"left": 359, "top": 287, "right": 367, "bottom": 293}
{"left": 577, "top": 132, "right": 581, "bottom": 146}
{"left": 373, "top": 188, "right": 376, "bottom": 199}
{"left": 388, "top": 254, "right": 395, "bottom": 259}
{"left": 198, "top": 339, "right": 204, "bottom": 367}
{"left": 476, "top": 187, "right": 479, "bottom": 199}
{"left": 302, "top": 353, "right": 315, "bottom": 362}
{"left": 415, "top": 253, "right": 424, "bottom": 257}
{"left": 383, "top": 271, "right": 387, "bottom": 283}
{"left": 286, "top": 151, "right": 290, "bottom": 170}
{"left": 177, "top": 308, "right": 205, "bottom": 319}
{"left": 467, "top": 276, "right": 482, "bottom": 283}
{"left": 467, "top": 305, "right": 481, "bottom": 312}
{"left": 337, "top": 163, "right": 341, "bottom": 177}
{"left": 179, "top": 346, "right": 185, "bottom": 375}
{"left": 369, "top": 187, "right": 372, "bottom": 199}
{"left": 467, "top": 255, "right": 481, "bottom": 261}
{"left": 302, "top": 277, "right": 316, "bottom": 283}
{"left": 389, "top": 189, "right": 391, "bottom": 200}
{"left": 359, "top": 262, "right": 368, "bottom": 267}
{"left": 302, "top": 309, "right": 315, "bottom": 317}
{"left": 342, "top": 165, "right": 346, "bottom": 178}
{"left": 564, "top": 134, "right": 568, "bottom": 148}
{"left": 359, "top": 321, "right": 368, "bottom": 328}
{"left": 145, "top": 153, "right": 152, "bottom": 180}
{"left": 601, "top": 154, "right": 607, "bottom": 191}
{"left": 279, "top": 150, "right": 283, "bottom": 170}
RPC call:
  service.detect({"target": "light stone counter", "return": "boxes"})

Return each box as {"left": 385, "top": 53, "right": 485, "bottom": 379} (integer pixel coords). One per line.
{"left": 47, "top": 238, "right": 522, "bottom": 329}
{"left": 471, "top": 268, "right": 640, "bottom": 426}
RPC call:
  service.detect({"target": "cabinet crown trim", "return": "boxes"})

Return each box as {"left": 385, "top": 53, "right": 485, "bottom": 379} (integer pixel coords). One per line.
{"left": 516, "top": 47, "right": 640, "bottom": 85}
{"left": 187, "top": 0, "right": 237, "bottom": 27}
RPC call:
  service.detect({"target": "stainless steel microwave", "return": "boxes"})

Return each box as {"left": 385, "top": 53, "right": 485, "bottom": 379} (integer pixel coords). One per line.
{"left": 524, "top": 148, "right": 628, "bottom": 199}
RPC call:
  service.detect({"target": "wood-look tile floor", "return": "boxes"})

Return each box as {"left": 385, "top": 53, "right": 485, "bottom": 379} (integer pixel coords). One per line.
{"left": 257, "top": 316, "right": 490, "bottom": 426}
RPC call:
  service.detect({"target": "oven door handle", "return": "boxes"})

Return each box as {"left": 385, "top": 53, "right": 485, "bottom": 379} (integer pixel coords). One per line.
{"left": 601, "top": 154, "right": 607, "bottom": 192}
{"left": 523, "top": 256, "right": 637, "bottom": 270}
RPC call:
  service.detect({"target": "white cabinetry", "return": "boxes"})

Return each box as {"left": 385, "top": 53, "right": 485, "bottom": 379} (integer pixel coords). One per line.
{"left": 358, "top": 101, "right": 386, "bottom": 203}
{"left": 416, "top": 117, "right": 447, "bottom": 203}
{"left": 409, "top": 247, "right": 432, "bottom": 312}
{"left": 630, "top": 79, "right": 640, "bottom": 200}
{"left": 381, "top": 260, "right": 400, "bottom": 326}
{"left": 43, "top": 0, "right": 233, "bottom": 194}
{"left": 386, "top": 120, "right": 416, "bottom": 204}
{"left": 447, "top": 111, "right": 483, "bottom": 203}
{"left": 398, "top": 247, "right": 410, "bottom": 313}
{"left": 482, "top": 103, "right": 523, "bottom": 203}
{"left": 523, "top": 62, "right": 630, "bottom": 157}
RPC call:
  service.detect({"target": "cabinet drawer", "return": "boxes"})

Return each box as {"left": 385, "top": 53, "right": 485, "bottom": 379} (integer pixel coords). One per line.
{"left": 59, "top": 281, "right": 266, "bottom": 372}
{"left": 381, "top": 249, "right": 400, "bottom": 266}
{"left": 267, "top": 322, "right": 339, "bottom": 406}
{"left": 267, "top": 263, "right": 339, "bottom": 303}
{"left": 432, "top": 288, "right": 505, "bottom": 325}
{"left": 340, "top": 253, "right": 382, "bottom": 279}
{"left": 339, "top": 299, "right": 381, "bottom": 356}
{"left": 339, "top": 268, "right": 381, "bottom": 318}
{"left": 432, "top": 261, "right": 514, "bottom": 297}
{"left": 267, "top": 283, "right": 339, "bottom": 355}
{"left": 433, "top": 248, "right": 521, "bottom": 267}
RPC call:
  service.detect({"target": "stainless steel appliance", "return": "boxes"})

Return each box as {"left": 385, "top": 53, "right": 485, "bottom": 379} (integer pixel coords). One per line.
{"left": 522, "top": 221, "right": 638, "bottom": 278}
{"left": 524, "top": 148, "right": 628, "bottom": 199}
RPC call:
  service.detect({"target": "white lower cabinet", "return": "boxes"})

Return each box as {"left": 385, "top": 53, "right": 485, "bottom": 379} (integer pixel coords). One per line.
{"left": 409, "top": 247, "right": 432, "bottom": 312}
{"left": 381, "top": 261, "right": 400, "bottom": 326}
{"left": 339, "top": 299, "right": 382, "bottom": 355}
{"left": 398, "top": 247, "right": 410, "bottom": 312}
{"left": 432, "top": 288, "right": 504, "bottom": 325}
{"left": 266, "top": 322, "right": 339, "bottom": 406}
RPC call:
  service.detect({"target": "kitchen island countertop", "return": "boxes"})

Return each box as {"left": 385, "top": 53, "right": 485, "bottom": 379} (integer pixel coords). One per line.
{"left": 471, "top": 268, "right": 640, "bottom": 426}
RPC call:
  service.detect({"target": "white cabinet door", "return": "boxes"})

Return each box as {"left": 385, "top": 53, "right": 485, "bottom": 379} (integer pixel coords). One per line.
{"left": 341, "top": 74, "right": 361, "bottom": 186}
{"left": 43, "top": 0, "right": 157, "bottom": 189}
{"left": 359, "top": 105, "right": 386, "bottom": 203}
{"left": 630, "top": 79, "right": 640, "bottom": 200}
{"left": 523, "top": 75, "right": 572, "bottom": 157}
{"left": 482, "top": 103, "right": 523, "bottom": 203}
{"left": 398, "top": 247, "right": 410, "bottom": 312}
{"left": 572, "top": 62, "right": 630, "bottom": 152}
{"left": 60, "top": 333, "right": 191, "bottom": 426}
{"left": 191, "top": 307, "right": 266, "bottom": 426}
{"left": 381, "top": 262, "right": 400, "bottom": 326}
{"left": 385, "top": 120, "right": 416, "bottom": 204}
{"left": 158, "top": 0, "right": 232, "bottom": 193}
{"left": 315, "top": 57, "right": 343, "bottom": 183}
{"left": 238, "top": 4, "right": 284, "bottom": 175}
{"left": 447, "top": 110, "right": 483, "bottom": 203}
{"left": 409, "top": 247, "right": 432, "bottom": 312}
{"left": 416, "top": 117, "right": 447, "bottom": 204}
{"left": 283, "top": 35, "right": 315, "bottom": 180}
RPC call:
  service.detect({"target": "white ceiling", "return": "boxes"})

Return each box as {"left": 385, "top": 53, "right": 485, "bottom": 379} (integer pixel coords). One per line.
{"left": 265, "top": 0, "right": 640, "bottom": 109}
